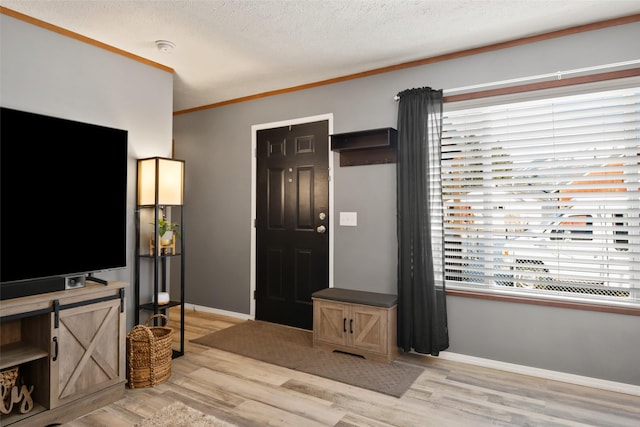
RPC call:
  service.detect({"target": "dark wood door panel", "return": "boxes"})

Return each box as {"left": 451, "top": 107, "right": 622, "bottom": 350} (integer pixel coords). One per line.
{"left": 265, "top": 247, "right": 285, "bottom": 300}
{"left": 296, "top": 167, "right": 315, "bottom": 230}
{"left": 256, "top": 120, "right": 329, "bottom": 330}
{"left": 267, "top": 168, "right": 285, "bottom": 229}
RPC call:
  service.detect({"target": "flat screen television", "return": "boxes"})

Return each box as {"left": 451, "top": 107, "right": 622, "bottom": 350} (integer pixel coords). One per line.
{"left": 0, "top": 107, "right": 128, "bottom": 300}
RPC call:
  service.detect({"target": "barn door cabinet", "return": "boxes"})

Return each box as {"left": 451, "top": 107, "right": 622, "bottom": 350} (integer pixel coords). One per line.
{"left": 312, "top": 288, "right": 398, "bottom": 363}
{"left": 0, "top": 282, "right": 127, "bottom": 427}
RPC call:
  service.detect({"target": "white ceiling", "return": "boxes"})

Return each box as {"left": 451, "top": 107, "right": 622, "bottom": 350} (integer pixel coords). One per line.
{"left": 2, "top": 0, "right": 640, "bottom": 112}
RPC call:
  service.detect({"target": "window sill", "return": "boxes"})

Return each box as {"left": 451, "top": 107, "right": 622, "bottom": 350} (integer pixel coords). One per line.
{"left": 447, "top": 288, "right": 640, "bottom": 316}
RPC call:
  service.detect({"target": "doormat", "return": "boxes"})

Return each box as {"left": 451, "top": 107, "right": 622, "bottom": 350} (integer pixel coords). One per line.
{"left": 191, "top": 320, "right": 423, "bottom": 397}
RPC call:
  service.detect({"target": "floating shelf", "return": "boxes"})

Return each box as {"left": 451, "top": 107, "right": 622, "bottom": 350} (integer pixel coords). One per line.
{"left": 331, "top": 127, "right": 397, "bottom": 166}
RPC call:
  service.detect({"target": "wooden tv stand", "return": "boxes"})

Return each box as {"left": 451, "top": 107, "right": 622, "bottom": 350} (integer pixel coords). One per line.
{"left": 0, "top": 281, "right": 127, "bottom": 427}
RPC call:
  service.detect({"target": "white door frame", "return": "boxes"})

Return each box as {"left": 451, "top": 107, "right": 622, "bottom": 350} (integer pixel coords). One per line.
{"left": 249, "top": 113, "right": 334, "bottom": 319}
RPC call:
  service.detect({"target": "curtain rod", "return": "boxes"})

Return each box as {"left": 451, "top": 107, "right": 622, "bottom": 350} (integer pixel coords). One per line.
{"left": 393, "top": 59, "right": 640, "bottom": 101}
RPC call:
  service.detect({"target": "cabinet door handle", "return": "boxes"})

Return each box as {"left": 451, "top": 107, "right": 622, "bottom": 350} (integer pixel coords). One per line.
{"left": 350, "top": 319, "right": 353, "bottom": 334}
{"left": 343, "top": 318, "right": 346, "bottom": 332}
{"left": 52, "top": 336, "right": 58, "bottom": 362}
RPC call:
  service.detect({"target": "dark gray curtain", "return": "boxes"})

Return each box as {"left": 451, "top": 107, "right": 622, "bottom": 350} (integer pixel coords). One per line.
{"left": 396, "top": 87, "right": 449, "bottom": 356}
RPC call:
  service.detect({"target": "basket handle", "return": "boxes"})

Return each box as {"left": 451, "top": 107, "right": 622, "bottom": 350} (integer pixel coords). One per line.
{"left": 128, "top": 324, "right": 156, "bottom": 343}
{"left": 145, "top": 313, "right": 169, "bottom": 327}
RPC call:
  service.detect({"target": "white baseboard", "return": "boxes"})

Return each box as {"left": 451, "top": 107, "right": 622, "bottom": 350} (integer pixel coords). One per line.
{"left": 184, "top": 303, "right": 253, "bottom": 321}
{"left": 182, "top": 305, "right": 640, "bottom": 397}
{"left": 436, "top": 351, "right": 640, "bottom": 397}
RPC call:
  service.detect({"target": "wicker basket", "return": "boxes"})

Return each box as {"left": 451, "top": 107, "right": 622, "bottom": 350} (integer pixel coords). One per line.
{"left": 1, "top": 366, "right": 19, "bottom": 400}
{"left": 127, "top": 314, "right": 173, "bottom": 388}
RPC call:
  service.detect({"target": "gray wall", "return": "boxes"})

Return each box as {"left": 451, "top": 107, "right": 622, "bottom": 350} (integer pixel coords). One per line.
{"left": 1, "top": 14, "right": 174, "bottom": 330}
{"left": 174, "top": 21, "right": 640, "bottom": 386}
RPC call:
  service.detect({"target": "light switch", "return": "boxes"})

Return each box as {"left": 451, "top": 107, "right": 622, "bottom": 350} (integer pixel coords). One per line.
{"left": 340, "top": 211, "right": 357, "bottom": 226}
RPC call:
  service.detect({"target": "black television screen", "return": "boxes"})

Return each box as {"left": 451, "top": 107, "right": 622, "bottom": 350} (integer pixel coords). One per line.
{"left": 1, "top": 107, "right": 128, "bottom": 298}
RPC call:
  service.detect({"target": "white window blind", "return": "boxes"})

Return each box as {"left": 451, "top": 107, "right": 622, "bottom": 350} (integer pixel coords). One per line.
{"left": 441, "top": 86, "right": 640, "bottom": 303}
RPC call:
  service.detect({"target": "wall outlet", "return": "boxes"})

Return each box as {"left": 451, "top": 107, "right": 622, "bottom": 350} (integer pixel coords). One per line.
{"left": 340, "top": 211, "right": 357, "bottom": 226}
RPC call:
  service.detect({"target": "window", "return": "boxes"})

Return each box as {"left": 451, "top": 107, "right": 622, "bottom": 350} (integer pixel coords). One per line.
{"left": 441, "top": 86, "right": 640, "bottom": 305}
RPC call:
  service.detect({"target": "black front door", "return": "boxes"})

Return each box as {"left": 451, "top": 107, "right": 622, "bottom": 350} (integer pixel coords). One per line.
{"left": 255, "top": 120, "right": 329, "bottom": 330}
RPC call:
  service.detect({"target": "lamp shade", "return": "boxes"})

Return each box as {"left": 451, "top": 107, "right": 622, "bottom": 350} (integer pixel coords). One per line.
{"left": 137, "top": 157, "right": 184, "bottom": 205}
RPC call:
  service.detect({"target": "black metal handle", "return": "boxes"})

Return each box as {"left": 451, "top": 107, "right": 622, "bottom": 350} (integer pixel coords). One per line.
{"left": 52, "top": 336, "right": 58, "bottom": 361}
{"left": 350, "top": 319, "right": 353, "bottom": 334}
{"left": 343, "top": 318, "right": 346, "bottom": 332}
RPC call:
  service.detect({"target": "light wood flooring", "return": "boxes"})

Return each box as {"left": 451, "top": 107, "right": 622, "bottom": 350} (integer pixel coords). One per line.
{"left": 65, "top": 308, "right": 640, "bottom": 426}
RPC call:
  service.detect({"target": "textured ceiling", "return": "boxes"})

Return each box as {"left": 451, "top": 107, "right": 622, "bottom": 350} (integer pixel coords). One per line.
{"left": 2, "top": 0, "right": 640, "bottom": 112}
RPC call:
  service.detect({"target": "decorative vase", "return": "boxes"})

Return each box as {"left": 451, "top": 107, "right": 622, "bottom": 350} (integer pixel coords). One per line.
{"left": 160, "top": 231, "right": 173, "bottom": 247}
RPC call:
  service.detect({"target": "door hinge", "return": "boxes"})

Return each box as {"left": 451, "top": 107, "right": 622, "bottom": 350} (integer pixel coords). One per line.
{"left": 253, "top": 290, "right": 258, "bottom": 299}
{"left": 253, "top": 218, "right": 257, "bottom": 227}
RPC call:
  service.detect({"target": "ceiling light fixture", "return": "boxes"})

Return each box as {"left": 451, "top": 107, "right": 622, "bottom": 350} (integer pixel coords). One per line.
{"left": 155, "top": 40, "right": 175, "bottom": 53}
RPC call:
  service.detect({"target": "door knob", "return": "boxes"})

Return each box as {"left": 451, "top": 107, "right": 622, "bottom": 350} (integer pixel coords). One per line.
{"left": 316, "top": 225, "right": 327, "bottom": 234}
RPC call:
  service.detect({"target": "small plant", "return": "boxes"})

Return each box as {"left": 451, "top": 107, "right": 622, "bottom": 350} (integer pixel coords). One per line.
{"left": 151, "top": 217, "right": 181, "bottom": 239}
